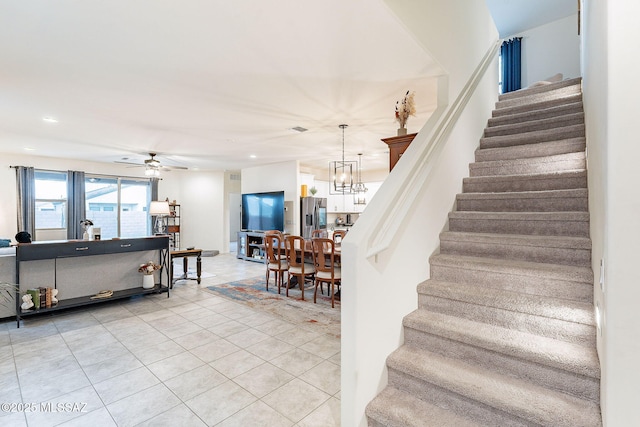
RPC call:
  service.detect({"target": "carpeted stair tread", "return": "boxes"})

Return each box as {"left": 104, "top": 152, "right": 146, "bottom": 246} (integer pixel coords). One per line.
{"left": 469, "top": 152, "right": 585, "bottom": 177}
{"left": 463, "top": 169, "right": 587, "bottom": 193}
{"left": 387, "top": 345, "right": 601, "bottom": 427}
{"left": 429, "top": 253, "right": 593, "bottom": 302}
{"left": 475, "top": 137, "right": 585, "bottom": 162}
{"left": 498, "top": 77, "right": 582, "bottom": 101}
{"left": 440, "top": 231, "right": 592, "bottom": 249}
{"left": 403, "top": 310, "right": 600, "bottom": 379}
{"left": 484, "top": 112, "right": 584, "bottom": 138}
{"left": 417, "top": 280, "right": 596, "bottom": 346}
{"left": 417, "top": 279, "right": 595, "bottom": 326}
{"left": 488, "top": 100, "right": 583, "bottom": 127}
{"left": 492, "top": 93, "right": 583, "bottom": 118}
{"left": 495, "top": 79, "right": 582, "bottom": 109}
{"left": 479, "top": 124, "right": 585, "bottom": 150}
{"left": 430, "top": 253, "right": 593, "bottom": 283}
{"left": 448, "top": 211, "right": 589, "bottom": 237}
{"left": 366, "top": 386, "right": 482, "bottom": 427}
{"left": 439, "top": 231, "right": 591, "bottom": 266}
{"left": 456, "top": 188, "right": 588, "bottom": 212}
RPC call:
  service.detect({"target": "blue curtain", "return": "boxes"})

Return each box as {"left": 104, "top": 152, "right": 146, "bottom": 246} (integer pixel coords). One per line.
{"left": 15, "top": 166, "right": 35, "bottom": 239}
{"left": 151, "top": 177, "right": 159, "bottom": 201}
{"left": 67, "top": 170, "right": 86, "bottom": 239}
{"left": 501, "top": 37, "right": 522, "bottom": 93}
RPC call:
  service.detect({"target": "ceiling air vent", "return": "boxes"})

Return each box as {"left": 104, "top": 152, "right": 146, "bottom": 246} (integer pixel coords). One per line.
{"left": 289, "top": 126, "right": 308, "bottom": 133}
{"left": 230, "top": 173, "right": 241, "bottom": 181}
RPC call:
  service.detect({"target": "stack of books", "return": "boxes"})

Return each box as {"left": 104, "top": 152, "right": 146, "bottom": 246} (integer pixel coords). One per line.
{"left": 25, "top": 287, "right": 57, "bottom": 310}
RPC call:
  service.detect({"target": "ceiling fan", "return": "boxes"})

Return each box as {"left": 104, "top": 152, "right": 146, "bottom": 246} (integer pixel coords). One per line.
{"left": 115, "top": 152, "right": 188, "bottom": 176}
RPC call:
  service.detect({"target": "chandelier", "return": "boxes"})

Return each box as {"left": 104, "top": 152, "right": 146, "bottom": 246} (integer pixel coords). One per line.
{"left": 329, "top": 124, "right": 358, "bottom": 194}
{"left": 353, "top": 153, "right": 368, "bottom": 205}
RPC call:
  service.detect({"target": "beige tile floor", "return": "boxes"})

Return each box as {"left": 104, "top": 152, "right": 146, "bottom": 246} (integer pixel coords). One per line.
{"left": 0, "top": 253, "right": 341, "bottom": 426}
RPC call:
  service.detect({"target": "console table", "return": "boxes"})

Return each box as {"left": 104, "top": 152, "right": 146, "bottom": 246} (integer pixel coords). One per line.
{"left": 14, "top": 236, "right": 170, "bottom": 327}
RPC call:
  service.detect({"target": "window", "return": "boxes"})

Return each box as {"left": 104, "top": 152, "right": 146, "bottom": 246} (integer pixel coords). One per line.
{"left": 35, "top": 171, "right": 67, "bottom": 232}
{"left": 85, "top": 176, "right": 152, "bottom": 239}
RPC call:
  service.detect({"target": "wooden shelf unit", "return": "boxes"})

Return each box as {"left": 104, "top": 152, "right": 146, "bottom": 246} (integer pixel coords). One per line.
{"left": 168, "top": 203, "right": 180, "bottom": 250}
{"left": 381, "top": 132, "right": 418, "bottom": 171}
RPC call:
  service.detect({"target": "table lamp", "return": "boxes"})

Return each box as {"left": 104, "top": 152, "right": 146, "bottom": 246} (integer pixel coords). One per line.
{"left": 149, "top": 201, "right": 171, "bottom": 235}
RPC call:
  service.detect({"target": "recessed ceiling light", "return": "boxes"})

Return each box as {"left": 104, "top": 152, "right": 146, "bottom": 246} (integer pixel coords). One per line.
{"left": 23, "top": 147, "right": 35, "bottom": 151}
{"left": 288, "top": 126, "right": 308, "bottom": 133}
{"left": 250, "top": 155, "right": 257, "bottom": 159}
{"left": 42, "top": 116, "right": 58, "bottom": 123}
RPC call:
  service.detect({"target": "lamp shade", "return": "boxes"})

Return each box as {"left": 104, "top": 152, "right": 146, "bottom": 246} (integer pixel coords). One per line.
{"left": 149, "top": 201, "right": 170, "bottom": 216}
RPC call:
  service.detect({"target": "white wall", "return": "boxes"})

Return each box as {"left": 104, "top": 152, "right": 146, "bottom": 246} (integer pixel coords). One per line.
{"left": 169, "top": 170, "right": 226, "bottom": 252}
{"left": 583, "top": 0, "right": 640, "bottom": 425}
{"left": 241, "top": 160, "right": 300, "bottom": 235}
{"left": 513, "top": 14, "right": 581, "bottom": 87}
{"left": 343, "top": 1, "right": 499, "bottom": 426}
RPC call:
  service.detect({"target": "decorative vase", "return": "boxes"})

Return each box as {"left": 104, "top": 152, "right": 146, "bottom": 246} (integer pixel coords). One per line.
{"left": 142, "top": 274, "right": 155, "bottom": 289}
{"left": 397, "top": 127, "right": 407, "bottom": 136}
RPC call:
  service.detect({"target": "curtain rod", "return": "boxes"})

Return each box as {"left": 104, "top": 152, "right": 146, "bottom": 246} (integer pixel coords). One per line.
{"left": 9, "top": 165, "right": 162, "bottom": 181}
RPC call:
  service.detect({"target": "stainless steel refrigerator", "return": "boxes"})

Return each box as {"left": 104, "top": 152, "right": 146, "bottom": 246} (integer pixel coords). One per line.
{"left": 300, "top": 197, "right": 327, "bottom": 239}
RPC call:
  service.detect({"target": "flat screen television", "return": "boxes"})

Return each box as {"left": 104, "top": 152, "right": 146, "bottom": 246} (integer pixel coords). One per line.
{"left": 241, "top": 191, "right": 285, "bottom": 232}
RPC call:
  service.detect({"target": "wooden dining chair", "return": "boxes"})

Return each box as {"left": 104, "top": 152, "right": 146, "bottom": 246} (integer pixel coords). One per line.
{"left": 311, "top": 229, "right": 328, "bottom": 239}
{"left": 333, "top": 230, "right": 347, "bottom": 246}
{"left": 265, "top": 233, "right": 288, "bottom": 295}
{"left": 311, "top": 238, "right": 341, "bottom": 308}
{"left": 285, "top": 235, "right": 315, "bottom": 300}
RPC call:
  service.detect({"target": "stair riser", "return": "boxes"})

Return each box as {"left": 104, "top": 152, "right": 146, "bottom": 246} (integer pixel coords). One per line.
{"left": 488, "top": 102, "right": 583, "bottom": 127}
{"left": 388, "top": 368, "right": 531, "bottom": 427}
{"left": 439, "top": 240, "right": 591, "bottom": 267}
{"left": 484, "top": 114, "right": 584, "bottom": 138}
{"left": 496, "top": 85, "right": 581, "bottom": 109}
{"left": 480, "top": 125, "right": 585, "bottom": 150}
{"left": 456, "top": 196, "right": 588, "bottom": 212}
{"left": 418, "top": 294, "right": 596, "bottom": 346}
{"left": 429, "top": 263, "right": 593, "bottom": 303}
{"left": 475, "top": 139, "right": 585, "bottom": 162}
{"left": 469, "top": 157, "right": 585, "bottom": 177}
{"left": 463, "top": 173, "right": 587, "bottom": 193}
{"left": 448, "top": 217, "right": 590, "bottom": 237}
{"left": 400, "top": 330, "right": 600, "bottom": 403}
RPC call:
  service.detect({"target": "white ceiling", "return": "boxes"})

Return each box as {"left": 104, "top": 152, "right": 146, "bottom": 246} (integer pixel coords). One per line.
{"left": 0, "top": 1, "right": 577, "bottom": 180}
{"left": 486, "top": 0, "right": 578, "bottom": 38}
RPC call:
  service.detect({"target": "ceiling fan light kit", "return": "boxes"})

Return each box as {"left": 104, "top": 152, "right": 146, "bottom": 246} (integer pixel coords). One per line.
{"left": 115, "top": 152, "right": 188, "bottom": 176}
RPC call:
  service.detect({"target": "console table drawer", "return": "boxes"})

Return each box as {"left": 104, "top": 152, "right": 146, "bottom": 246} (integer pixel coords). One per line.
{"left": 18, "top": 241, "right": 104, "bottom": 260}
{"left": 101, "top": 237, "right": 168, "bottom": 254}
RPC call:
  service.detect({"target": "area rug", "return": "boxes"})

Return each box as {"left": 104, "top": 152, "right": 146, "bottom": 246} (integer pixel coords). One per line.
{"left": 206, "top": 276, "right": 341, "bottom": 337}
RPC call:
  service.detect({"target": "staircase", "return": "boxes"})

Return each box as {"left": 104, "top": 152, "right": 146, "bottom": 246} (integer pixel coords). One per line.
{"left": 366, "top": 78, "right": 602, "bottom": 426}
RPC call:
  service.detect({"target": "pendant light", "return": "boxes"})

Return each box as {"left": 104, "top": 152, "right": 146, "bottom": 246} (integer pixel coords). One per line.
{"left": 353, "top": 153, "right": 368, "bottom": 205}
{"left": 329, "top": 124, "right": 357, "bottom": 194}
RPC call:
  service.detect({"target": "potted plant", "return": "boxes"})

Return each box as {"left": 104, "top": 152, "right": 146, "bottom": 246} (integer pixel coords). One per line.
{"left": 138, "top": 261, "right": 161, "bottom": 289}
